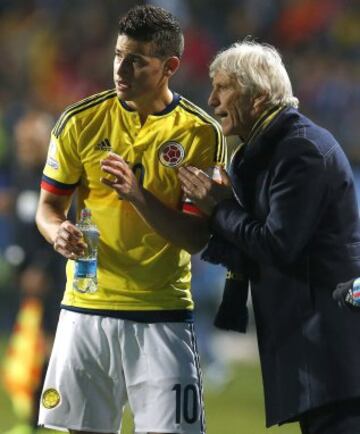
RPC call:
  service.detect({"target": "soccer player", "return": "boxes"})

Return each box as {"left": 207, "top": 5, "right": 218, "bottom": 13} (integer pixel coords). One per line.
{"left": 36, "top": 5, "right": 225, "bottom": 434}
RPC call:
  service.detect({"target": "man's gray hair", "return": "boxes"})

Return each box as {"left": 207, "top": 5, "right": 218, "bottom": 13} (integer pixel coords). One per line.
{"left": 209, "top": 40, "right": 299, "bottom": 109}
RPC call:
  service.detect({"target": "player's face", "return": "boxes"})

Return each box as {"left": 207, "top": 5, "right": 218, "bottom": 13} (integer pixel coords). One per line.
{"left": 208, "top": 70, "right": 255, "bottom": 139}
{"left": 113, "top": 34, "right": 169, "bottom": 103}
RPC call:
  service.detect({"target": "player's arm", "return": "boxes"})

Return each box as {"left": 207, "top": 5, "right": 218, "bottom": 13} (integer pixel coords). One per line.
{"left": 36, "top": 189, "right": 85, "bottom": 259}
{"left": 100, "top": 153, "right": 209, "bottom": 254}
{"left": 131, "top": 188, "right": 210, "bottom": 254}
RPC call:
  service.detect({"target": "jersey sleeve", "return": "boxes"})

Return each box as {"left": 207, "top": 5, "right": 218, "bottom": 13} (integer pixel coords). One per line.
{"left": 193, "top": 121, "right": 227, "bottom": 169}
{"left": 41, "top": 119, "right": 82, "bottom": 196}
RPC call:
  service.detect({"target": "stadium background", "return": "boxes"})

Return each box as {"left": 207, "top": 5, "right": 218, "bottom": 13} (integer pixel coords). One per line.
{"left": 0, "top": 0, "right": 359, "bottom": 433}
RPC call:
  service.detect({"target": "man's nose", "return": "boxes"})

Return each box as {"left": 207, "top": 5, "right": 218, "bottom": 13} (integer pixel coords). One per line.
{"left": 116, "top": 58, "right": 130, "bottom": 75}
{"left": 208, "top": 91, "right": 218, "bottom": 107}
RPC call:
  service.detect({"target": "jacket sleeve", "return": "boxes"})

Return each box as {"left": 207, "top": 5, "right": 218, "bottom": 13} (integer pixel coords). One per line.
{"left": 210, "top": 139, "right": 329, "bottom": 266}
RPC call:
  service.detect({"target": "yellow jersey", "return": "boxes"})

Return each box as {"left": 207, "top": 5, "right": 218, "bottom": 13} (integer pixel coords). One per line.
{"left": 41, "top": 89, "right": 226, "bottom": 317}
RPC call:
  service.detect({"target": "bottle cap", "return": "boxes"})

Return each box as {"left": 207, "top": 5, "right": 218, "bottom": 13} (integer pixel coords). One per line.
{"left": 80, "top": 208, "right": 91, "bottom": 219}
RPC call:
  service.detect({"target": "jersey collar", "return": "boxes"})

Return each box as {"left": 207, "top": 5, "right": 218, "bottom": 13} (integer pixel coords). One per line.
{"left": 119, "top": 92, "right": 181, "bottom": 116}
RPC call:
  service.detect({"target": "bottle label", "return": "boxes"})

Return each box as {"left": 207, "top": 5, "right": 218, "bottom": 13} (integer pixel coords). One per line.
{"left": 75, "top": 259, "right": 97, "bottom": 278}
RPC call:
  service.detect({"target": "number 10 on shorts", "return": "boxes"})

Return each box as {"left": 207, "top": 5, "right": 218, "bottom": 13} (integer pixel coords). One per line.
{"left": 172, "top": 383, "right": 199, "bottom": 424}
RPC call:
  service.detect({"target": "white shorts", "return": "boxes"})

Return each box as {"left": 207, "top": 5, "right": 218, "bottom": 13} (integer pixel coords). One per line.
{"left": 38, "top": 310, "right": 205, "bottom": 434}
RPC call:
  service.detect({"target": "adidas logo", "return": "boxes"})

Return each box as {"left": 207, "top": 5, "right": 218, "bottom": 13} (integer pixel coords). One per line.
{"left": 95, "top": 138, "right": 112, "bottom": 151}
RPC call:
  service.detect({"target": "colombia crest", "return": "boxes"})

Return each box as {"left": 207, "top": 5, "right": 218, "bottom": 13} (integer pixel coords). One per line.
{"left": 41, "top": 388, "right": 61, "bottom": 409}
{"left": 158, "top": 141, "right": 185, "bottom": 167}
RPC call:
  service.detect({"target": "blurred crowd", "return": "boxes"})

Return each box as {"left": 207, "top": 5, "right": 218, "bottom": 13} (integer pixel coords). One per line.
{"left": 0, "top": 0, "right": 359, "bottom": 342}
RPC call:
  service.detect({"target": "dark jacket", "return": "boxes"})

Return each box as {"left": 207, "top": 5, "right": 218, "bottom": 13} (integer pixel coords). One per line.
{"left": 210, "top": 107, "right": 360, "bottom": 426}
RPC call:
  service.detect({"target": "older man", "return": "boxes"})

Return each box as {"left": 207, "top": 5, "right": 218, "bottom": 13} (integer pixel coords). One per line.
{"left": 178, "top": 40, "right": 360, "bottom": 434}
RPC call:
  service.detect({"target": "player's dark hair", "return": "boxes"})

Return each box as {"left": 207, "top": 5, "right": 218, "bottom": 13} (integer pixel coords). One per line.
{"left": 118, "top": 5, "right": 184, "bottom": 59}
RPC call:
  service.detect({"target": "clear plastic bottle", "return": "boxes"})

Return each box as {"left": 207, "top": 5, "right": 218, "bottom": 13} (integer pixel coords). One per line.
{"left": 73, "top": 208, "right": 100, "bottom": 294}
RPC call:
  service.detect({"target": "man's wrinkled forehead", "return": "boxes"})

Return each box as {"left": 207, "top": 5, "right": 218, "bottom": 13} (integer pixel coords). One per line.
{"left": 211, "top": 70, "right": 237, "bottom": 87}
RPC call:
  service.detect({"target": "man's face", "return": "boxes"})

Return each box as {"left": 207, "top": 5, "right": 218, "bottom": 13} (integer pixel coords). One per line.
{"left": 208, "top": 70, "right": 255, "bottom": 139}
{"left": 113, "top": 34, "right": 168, "bottom": 102}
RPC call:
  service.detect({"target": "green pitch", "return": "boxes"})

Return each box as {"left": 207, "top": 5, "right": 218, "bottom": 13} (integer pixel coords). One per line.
{"left": 0, "top": 336, "right": 299, "bottom": 434}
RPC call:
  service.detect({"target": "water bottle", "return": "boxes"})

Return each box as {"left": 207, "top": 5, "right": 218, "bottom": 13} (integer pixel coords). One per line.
{"left": 73, "top": 208, "right": 100, "bottom": 294}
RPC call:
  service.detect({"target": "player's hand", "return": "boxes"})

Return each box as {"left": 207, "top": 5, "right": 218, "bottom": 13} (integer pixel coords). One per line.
{"left": 178, "top": 166, "right": 233, "bottom": 215}
{"left": 53, "top": 220, "right": 85, "bottom": 260}
{"left": 100, "top": 152, "right": 144, "bottom": 204}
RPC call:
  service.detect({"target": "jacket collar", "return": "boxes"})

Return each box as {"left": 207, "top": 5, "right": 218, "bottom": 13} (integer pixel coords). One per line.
{"left": 246, "top": 105, "right": 286, "bottom": 146}
{"left": 243, "top": 105, "right": 297, "bottom": 163}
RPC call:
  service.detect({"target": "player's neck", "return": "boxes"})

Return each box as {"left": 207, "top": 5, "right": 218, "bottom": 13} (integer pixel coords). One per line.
{"left": 126, "top": 88, "right": 173, "bottom": 125}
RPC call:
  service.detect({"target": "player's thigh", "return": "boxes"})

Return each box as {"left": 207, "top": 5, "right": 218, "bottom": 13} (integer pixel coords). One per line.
{"left": 39, "top": 311, "right": 127, "bottom": 433}
{"left": 123, "top": 321, "right": 205, "bottom": 434}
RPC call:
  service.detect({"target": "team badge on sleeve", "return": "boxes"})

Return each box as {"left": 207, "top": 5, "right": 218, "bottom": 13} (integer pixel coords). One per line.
{"left": 41, "top": 388, "right": 61, "bottom": 409}
{"left": 159, "top": 141, "right": 185, "bottom": 167}
{"left": 46, "top": 139, "right": 59, "bottom": 170}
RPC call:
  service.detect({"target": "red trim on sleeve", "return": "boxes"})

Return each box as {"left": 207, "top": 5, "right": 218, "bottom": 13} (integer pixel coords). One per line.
{"left": 182, "top": 202, "right": 204, "bottom": 217}
{"left": 40, "top": 180, "right": 75, "bottom": 196}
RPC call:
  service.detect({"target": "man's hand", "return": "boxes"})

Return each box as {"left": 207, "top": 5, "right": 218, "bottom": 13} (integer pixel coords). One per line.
{"left": 178, "top": 166, "right": 232, "bottom": 215}
{"left": 53, "top": 220, "right": 85, "bottom": 259}
{"left": 100, "top": 152, "right": 144, "bottom": 205}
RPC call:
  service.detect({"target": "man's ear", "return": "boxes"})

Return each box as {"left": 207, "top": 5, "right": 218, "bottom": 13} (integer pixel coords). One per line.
{"left": 252, "top": 93, "right": 268, "bottom": 117}
{"left": 163, "top": 57, "right": 180, "bottom": 77}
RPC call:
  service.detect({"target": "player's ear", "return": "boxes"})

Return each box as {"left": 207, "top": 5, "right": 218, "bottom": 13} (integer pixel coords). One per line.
{"left": 251, "top": 93, "right": 268, "bottom": 118}
{"left": 163, "top": 57, "right": 180, "bottom": 77}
